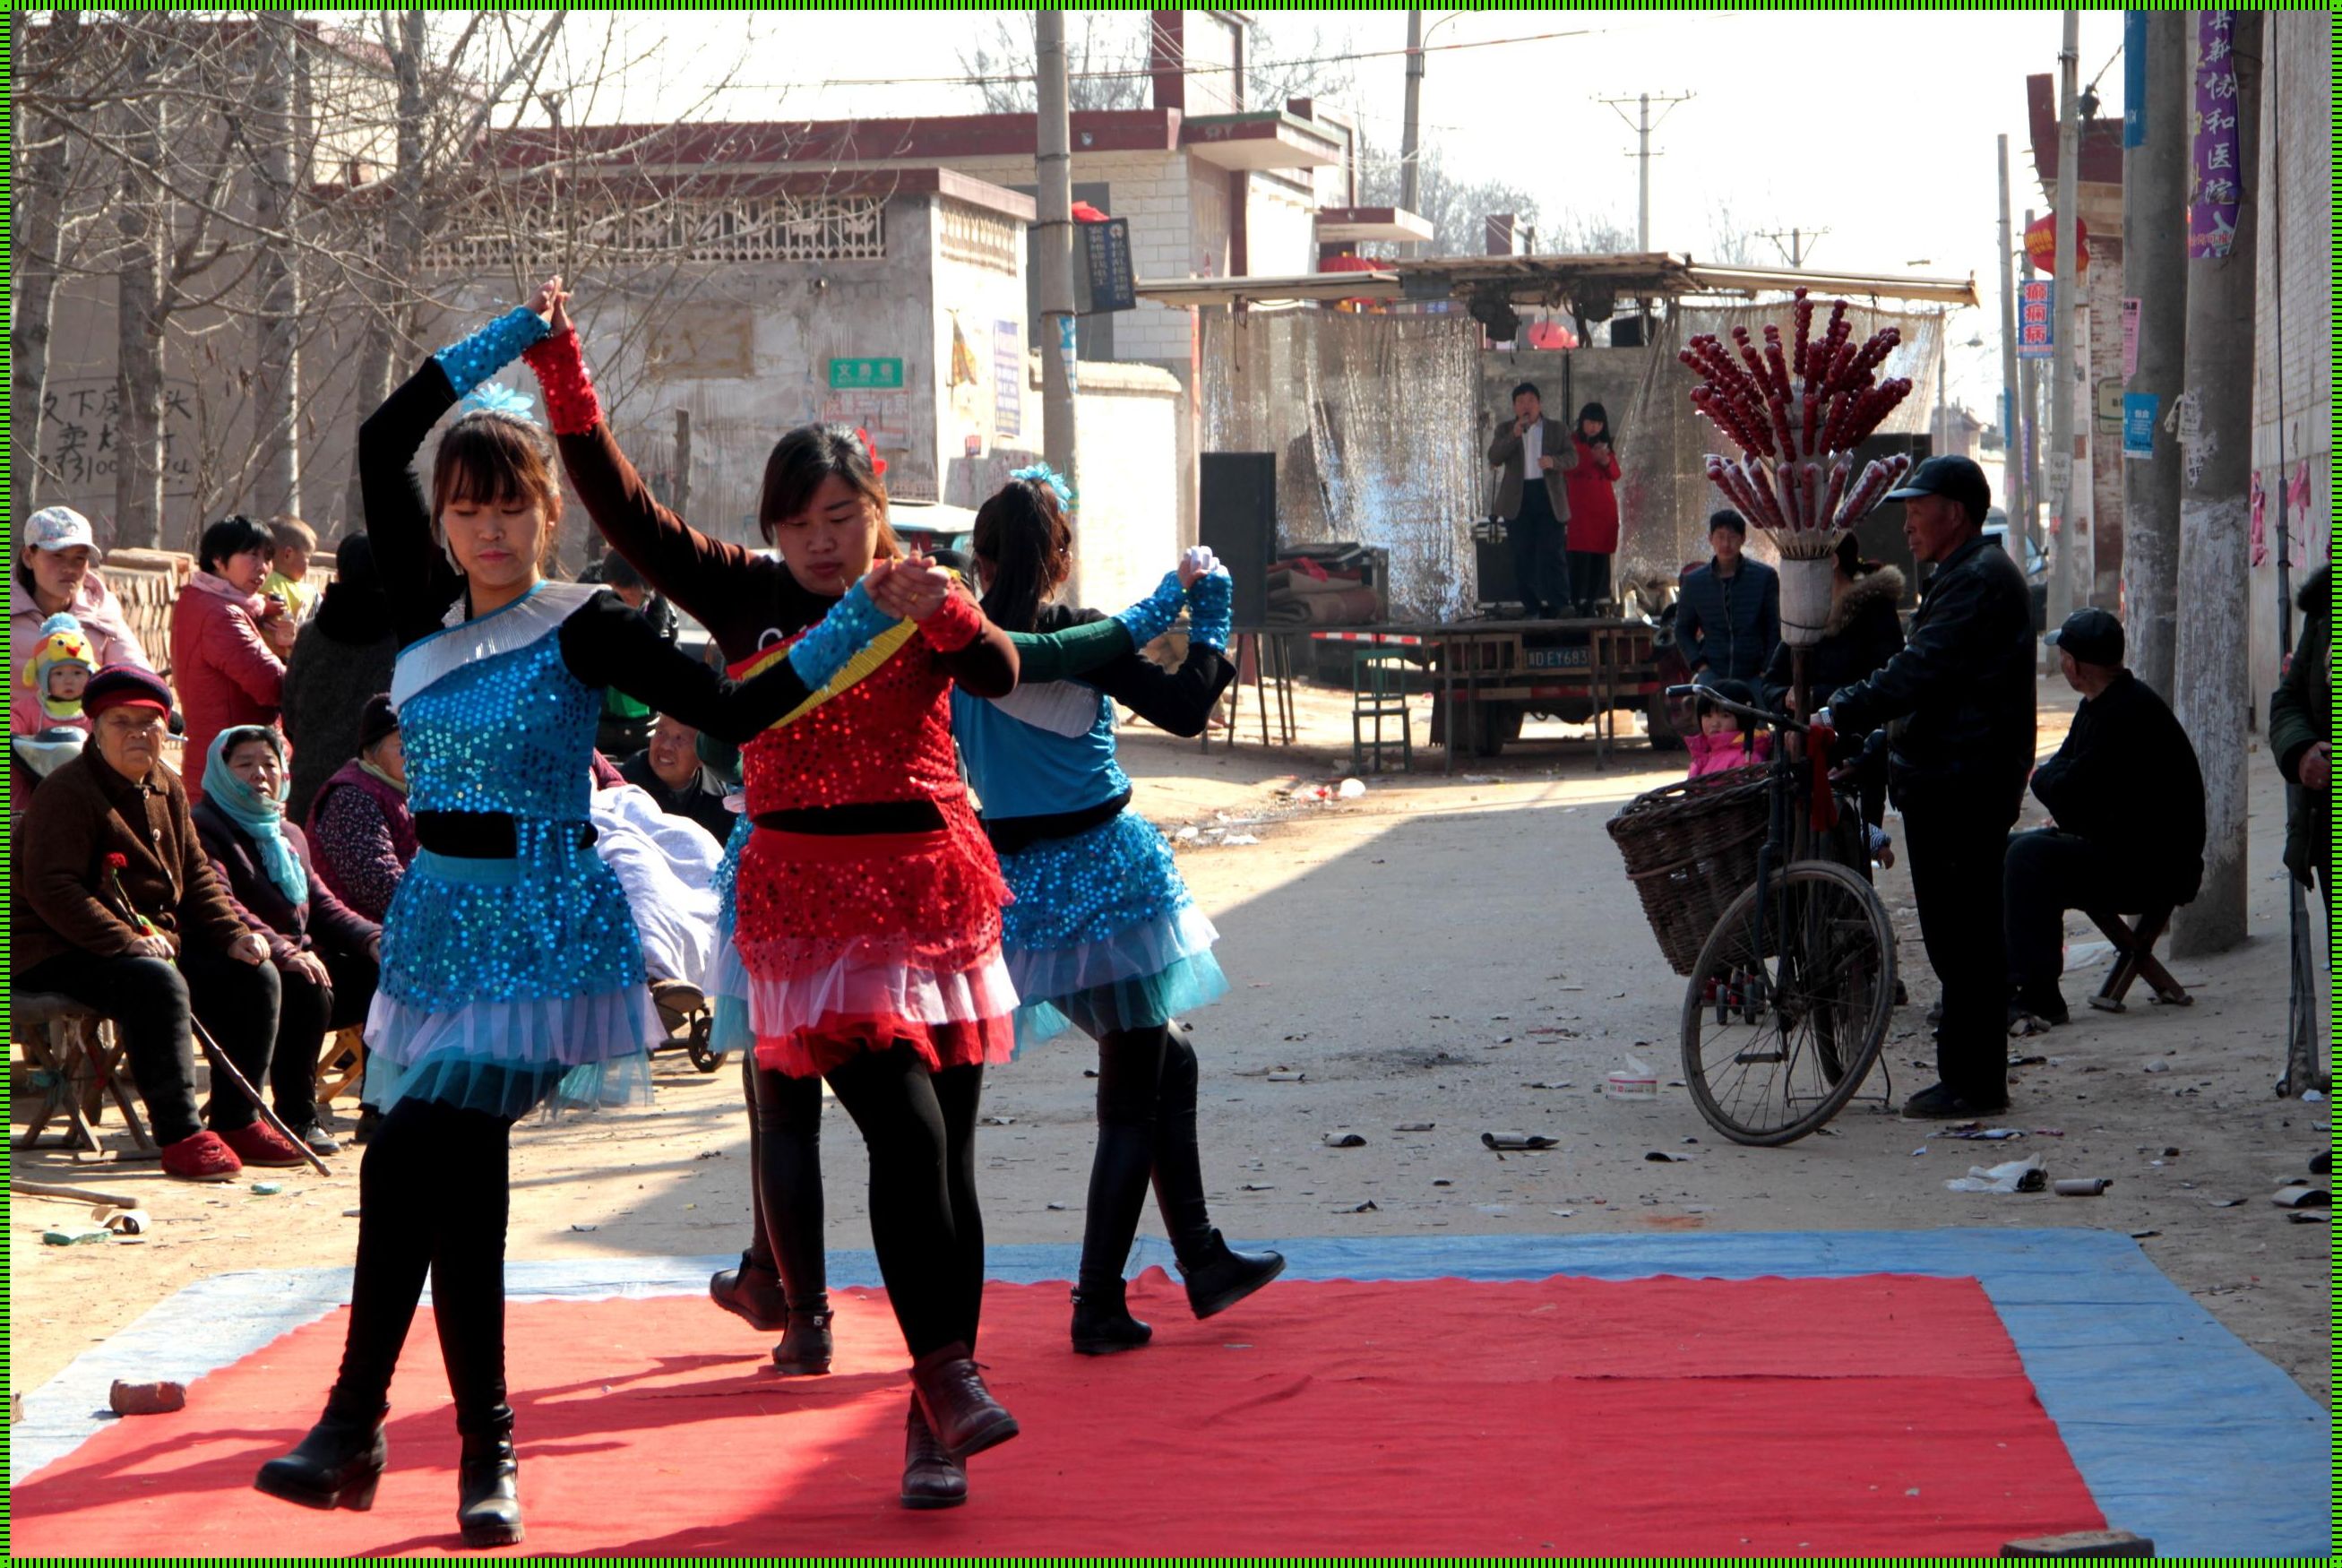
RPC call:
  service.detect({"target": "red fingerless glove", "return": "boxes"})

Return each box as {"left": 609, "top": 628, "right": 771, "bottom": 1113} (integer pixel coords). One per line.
{"left": 522, "top": 328, "right": 602, "bottom": 435}
{"left": 918, "top": 583, "right": 985, "bottom": 653}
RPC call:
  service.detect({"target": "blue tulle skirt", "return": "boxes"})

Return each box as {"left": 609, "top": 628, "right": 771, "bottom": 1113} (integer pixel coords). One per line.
{"left": 994, "top": 809, "right": 1228, "bottom": 1052}
{"left": 365, "top": 837, "right": 658, "bottom": 1116}
{"left": 709, "top": 812, "right": 754, "bottom": 1061}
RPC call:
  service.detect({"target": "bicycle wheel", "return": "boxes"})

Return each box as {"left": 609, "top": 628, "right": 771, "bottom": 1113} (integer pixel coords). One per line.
{"left": 1679, "top": 859, "right": 1896, "bottom": 1146}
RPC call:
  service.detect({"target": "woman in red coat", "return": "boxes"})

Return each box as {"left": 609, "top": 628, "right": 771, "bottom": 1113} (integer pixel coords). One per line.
{"left": 1562, "top": 401, "right": 1623, "bottom": 616}
{"left": 170, "top": 515, "right": 290, "bottom": 804}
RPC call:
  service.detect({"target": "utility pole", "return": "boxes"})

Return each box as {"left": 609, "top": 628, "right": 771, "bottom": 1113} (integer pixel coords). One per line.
{"left": 2170, "top": 9, "right": 2260, "bottom": 960}
{"left": 1996, "top": 134, "right": 2027, "bottom": 573}
{"left": 1399, "top": 9, "right": 1424, "bottom": 255}
{"left": 1755, "top": 227, "right": 1829, "bottom": 268}
{"left": 2045, "top": 9, "right": 2081, "bottom": 658}
{"left": 1036, "top": 10, "right": 1081, "bottom": 602}
{"left": 2020, "top": 207, "right": 2045, "bottom": 564}
{"left": 1597, "top": 90, "right": 1692, "bottom": 249}
{"left": 2121, "top": 8, "right": 2187, "bottom": 702}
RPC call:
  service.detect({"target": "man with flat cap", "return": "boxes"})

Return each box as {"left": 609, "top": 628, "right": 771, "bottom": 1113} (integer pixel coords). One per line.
{"left": 1814, "top": 455, "right": 2036, "bottom": 1117}
{"left": 2003, "top": 608, "right": 2206, "bottom": 1033}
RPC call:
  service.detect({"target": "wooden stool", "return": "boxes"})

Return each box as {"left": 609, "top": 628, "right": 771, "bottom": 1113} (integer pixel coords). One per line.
{"left": 2086, "top": 903, "right": 2192, "bottom": 1012}
{"left": 315, "top": 1025, "right": 367, "bottom": 1106}
{"left": 13, "top": 992, "right": 158, "bottom": 1157}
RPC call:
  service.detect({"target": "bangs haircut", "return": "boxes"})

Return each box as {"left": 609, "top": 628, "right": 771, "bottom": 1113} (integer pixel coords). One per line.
{"left": 757, "top": 423, "right": 901, "bottom": 559}
{"left": 431, "top": 411, "right": 563, "bottom": 521}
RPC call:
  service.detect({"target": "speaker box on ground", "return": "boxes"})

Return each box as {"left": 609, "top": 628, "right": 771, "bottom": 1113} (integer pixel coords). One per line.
{"left": 1199, "top": 452, "right": 1277, "bottom": 628}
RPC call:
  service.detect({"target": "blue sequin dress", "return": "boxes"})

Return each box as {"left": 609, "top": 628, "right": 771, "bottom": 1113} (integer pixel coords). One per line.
{"left": 708, "top": 810, "right": 755, "bottom": 1060}
{"left": 952, "top": 621, "right": 1230, "bottom": 1054}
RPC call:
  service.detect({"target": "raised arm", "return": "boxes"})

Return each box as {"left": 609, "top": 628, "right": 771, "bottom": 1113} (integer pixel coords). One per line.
{"left": 526, "top": 323, "right": 780, "bottom": 644}
{"left": 1088, "top": 569, "right": 1236, "bottom": 737}
{"left": 362, "top": 306, "right": 550, "bottom": 645}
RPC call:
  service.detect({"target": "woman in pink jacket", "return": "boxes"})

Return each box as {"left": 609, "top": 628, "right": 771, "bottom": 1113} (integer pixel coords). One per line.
{"left": 10, "top": 505, "right": 155, "bottom": 678}
{"left": 170, "top": 515, "right": 289, "bottom": 805}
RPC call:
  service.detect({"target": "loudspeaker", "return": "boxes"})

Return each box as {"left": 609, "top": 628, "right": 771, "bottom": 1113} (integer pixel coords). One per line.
{"left": 1199, "top": 452, "right": 1277, "bottom": 628}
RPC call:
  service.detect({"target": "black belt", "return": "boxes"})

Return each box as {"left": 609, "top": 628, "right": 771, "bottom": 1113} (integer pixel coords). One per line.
{"left": 414, "top": 811, "right": 597, "bottom": 859}
{"left": 754, "top": 799, "right": 947, "bottom": 836}
{"left": 983, "top": 789, "right": 1131, "bottom": 854}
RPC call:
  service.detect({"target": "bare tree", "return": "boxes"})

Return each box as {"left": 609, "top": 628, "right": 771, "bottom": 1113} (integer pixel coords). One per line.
{"left": 1703, "top": 198, "right": 1762, "bottom": 267}
{"left": 960, "top": 13, "right": 1146, "bottom": 113}
{"left": 1358, "top": 138, "right": 1540, "bottom": 257}
{"left": 12, "top": 8, "right": 87, "bottom": 521}
{"left": 247, "top": 11, "right": 302, "bottom": 519}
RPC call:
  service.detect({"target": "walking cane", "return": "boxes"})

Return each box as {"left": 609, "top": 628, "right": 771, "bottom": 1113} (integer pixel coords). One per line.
{"left": 187, "top": 1014, "right": 333, "bottom": 1176}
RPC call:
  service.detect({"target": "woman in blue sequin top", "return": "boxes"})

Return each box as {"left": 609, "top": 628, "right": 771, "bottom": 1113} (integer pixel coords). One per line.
{"left": 951, "top": 473, "right": 1285, "bottom": 1357}
{"left": 254, "top": 280, "right": 926, "bottom": 1548}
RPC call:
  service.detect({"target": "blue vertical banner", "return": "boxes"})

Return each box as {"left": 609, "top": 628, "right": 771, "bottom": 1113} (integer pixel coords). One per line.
{"left": 2122, "top": 12, "right": 2148, "bottom": 148}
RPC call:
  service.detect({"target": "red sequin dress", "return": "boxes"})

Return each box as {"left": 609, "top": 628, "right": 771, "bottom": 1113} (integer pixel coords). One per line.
{"left": 732, "top": 601, "right": 1018, "bottom": 1079}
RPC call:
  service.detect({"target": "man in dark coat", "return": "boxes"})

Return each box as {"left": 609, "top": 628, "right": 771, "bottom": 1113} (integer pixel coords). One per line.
{"left": 1676, "top": 510, "right": 1782, "bottom": 683}
{"left": 2003, "top": 609, "right": 2206, "bottom": 1030}
{"left": 1818, "top": 456, "right": 2036, "bottom": 1118}
{"left": 2270, "top": 564, "right": 2330, "bottom": 897}
{"left": 1485, "top": 381, "right": 1579, "bottom": 620}
{"left": 12, "top": 668, "right": 302, "bottom": 1179}
{"left": 619, "top": 712, "right": 736, "bottom": 843}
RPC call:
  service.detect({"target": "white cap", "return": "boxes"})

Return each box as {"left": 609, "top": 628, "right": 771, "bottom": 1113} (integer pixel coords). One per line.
{"left": 24, "top": 506, "right": 99, "bottom": 556}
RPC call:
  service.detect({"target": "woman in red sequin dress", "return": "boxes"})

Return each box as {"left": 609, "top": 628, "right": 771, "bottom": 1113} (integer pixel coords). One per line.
{"left": 527, "top": 298, "right": 1023, "bottom": 1509}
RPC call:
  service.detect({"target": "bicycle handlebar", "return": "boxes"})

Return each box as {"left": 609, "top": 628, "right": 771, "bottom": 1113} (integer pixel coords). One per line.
{"left": 1666, "top": 683, "right": 1797, "bottom": 733}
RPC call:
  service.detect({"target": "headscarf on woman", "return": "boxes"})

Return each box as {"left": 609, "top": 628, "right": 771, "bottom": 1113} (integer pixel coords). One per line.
{"left": 202, "top": 724, "right": 308, "bottom": 908}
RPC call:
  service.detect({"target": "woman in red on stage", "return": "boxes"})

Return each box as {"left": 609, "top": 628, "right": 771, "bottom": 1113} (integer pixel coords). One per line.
{"left": 524, "top": 289, "right": 1023, "bottom": 1511}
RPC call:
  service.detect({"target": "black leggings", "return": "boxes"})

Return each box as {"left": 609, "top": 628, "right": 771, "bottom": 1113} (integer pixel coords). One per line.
{"left": 819, "top": 1047, "right": 986, "bottom": 1359}
{"left": 328, "top": 1091, "right": 529, "bottom": 1432}
{"left": 1080, "top": 1026, "right": 1213, "bottom": 1290}
{"left": 744, "top": 1056, "right": 828, "bottom": 1312}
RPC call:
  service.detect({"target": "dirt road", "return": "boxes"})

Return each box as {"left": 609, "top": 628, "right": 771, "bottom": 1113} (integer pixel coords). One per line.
{"left": 12, "top": 678, "right": 2329, "bottom": 1403}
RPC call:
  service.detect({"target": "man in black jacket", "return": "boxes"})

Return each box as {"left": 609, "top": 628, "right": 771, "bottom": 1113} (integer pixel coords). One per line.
{"left": 1676, "top": 510, "right": 1781, "bottom": 683}
{"left": 620, "top": 712, "right": 736, "bottom": 844}
{"left": 2004, "top": 609, "right": 2205, "bottom": 1030}
{"left": 1818, "top": 456, "right": 2036, "bottom": 1117}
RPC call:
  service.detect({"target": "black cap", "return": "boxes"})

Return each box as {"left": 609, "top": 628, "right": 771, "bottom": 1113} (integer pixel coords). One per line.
{"left": 1885, "top": 454, "right": 1992, "bottom": 522}
{"left": 358, "top": 694, "right": 400, "bottom": 751}
{"left": 2045, "top": 607, "right": 2124, "bottom": 666}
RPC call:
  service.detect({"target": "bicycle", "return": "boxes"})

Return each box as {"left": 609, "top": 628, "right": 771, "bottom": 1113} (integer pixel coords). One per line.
{"left": 1664, "top": 684, "right": 1897, "bottom": 1145}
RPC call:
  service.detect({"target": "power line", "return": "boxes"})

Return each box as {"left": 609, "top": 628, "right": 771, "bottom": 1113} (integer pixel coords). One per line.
{"left": 785, "top": 24, "right": 1607, "bottom": 92}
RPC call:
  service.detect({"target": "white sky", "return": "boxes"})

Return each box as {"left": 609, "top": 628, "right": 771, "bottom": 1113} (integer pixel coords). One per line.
{"left": 460, "top": 7, "right": 2131, "bottom": 419}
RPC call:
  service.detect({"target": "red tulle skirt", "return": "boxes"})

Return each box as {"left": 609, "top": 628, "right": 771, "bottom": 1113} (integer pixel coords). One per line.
{"left": 732, "top": 797, "right": 1018, "bottom": 1079}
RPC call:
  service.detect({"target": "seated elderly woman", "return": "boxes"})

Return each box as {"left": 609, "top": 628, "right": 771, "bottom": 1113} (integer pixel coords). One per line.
{"left": 194, "top": 725, "right": 383, "bottom": 1155}
{"left": 12, "top": 668, "right": 308, "bottom": 1180}
{"left": 171, "top": 514, "right": 293, "bottom": 805}
{"left": 307, "top": 694, "right": 416, "bottom": 924}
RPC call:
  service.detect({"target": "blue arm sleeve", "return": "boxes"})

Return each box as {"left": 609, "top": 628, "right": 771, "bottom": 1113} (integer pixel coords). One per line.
{"left": 433, "top": 307, "right": 552, "bottom": 399}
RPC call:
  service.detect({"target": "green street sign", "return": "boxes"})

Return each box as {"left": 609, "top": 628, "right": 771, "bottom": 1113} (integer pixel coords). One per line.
{"left": 828, "top": 358, "right": 904, "bottom": 390}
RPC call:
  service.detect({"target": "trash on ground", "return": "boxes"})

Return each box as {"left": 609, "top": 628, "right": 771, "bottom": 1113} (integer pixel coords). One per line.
{"left": 1175, "top": 825, "right": 1201, "bottom": 841}
{"left": 570, "top": 1223, "right": 598, "bottom": 1232}
{"left": 1475, "top": 1203, "right": 1511, "bottom": 1215}
{"left": 982, "top": 1115, "right": 1015, "bottom": 1126}
{"left": 343, "top": 1208, "right": 363, "bottom": 1219}
{"left": 1045, "top": 1202, "right": 1068, "bottom": 1210}
{"left": 250, "top": 1182, "right": 283, "bottom": 1196}
{"left": 1911, "top": 1147, "right": 1928, "bottom": 1158}
{"left": 1394, "top": 1122, "right": 1435, "bottom": 1133}
{"left": 2205, "top": 1198, "right": 2245, "bottom": 1209}
{"left": 2142, "top": 1060, "right": 2170, "bottom": 1074}
{"left": 1481, "top": 1132, "right": 1557, "bottom": 1151}
{"left": 1945, "top": 1157, "right": 2045, "bottom": 1194}
{"left": 2286, "top": 1210, "right": 2329, "bottom": 1225}
{"left": 1347, "top": 1200, "right": 1378, "bottom": 1213}
{"left": 1644, "top": 1150, "right": 1692, "bottom": 1163}
{"left": 1941, "top": 1124, "right": 2025, "bottom": 1141}
{"left": 1322, "top": 1132, "right": 1365, "bottom": 1148}
{"left": 1220, "top": 833, "right": 1261, "bottom": 846}
{"left": 2052, "top": 1177, "right": 2112, "bottom": 1196}
{"left": 1240, "top": 1183, "right": 1276, "bottom": 1192}
{"left": 108, "top": 1380, "right": 186, "bottom": 1417}
{"left": 1605, "top": 1052, "right": 1659, "bottom": 1099}
{"left": 2061, "top": 940, "right": 2117, "bottom": 973}
{"left": 2302, "top": 1088, "right": 2326, "bottom": 1102}
{"left": 694, "top": 1148, "right": 723, "bottom": 1159}
{"left": 2129, "top": 1229, "right": 2160, "bottom": 1240}
{"left": 2002, "top": 1528, "right": 2153, "bottom": 1558}
{"left": 1460, "top": 773, "right": 1501, "bottom": 784}
{"left": 2269, "top": 1184, "right": 2329, "bottom": 1210}
{"left": 1549, "top": 1209, "right": 1577, "bottom": 1218}
{"left": 2008, "top": 1054, "right": 2049, "bottom": 1067}
{"left": 1267, "top": 1070, "right": 1306, "bottom": 1082}
{"left": 41, "top": 1227, "right": 112, "bottom": 1246}
{"left": 2030, "top": 1128, "right": 2067, "bottom": 1137}
{"left": 1338, "top": 778, "right": 1367, "bottom": 799}
{"left": 1524, "top": 1080, "right": 1572, "bottom": 1090}
{"left": 104, "top": 1210, "right": 151, "bottom": 1236}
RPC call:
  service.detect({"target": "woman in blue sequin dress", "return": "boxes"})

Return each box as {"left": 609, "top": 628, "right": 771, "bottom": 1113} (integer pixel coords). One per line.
{"left": 951, "top": 470, "right": 1287, "bottom": 1356}
{"left": 254, "top": 280, "right": 919, "bottom": 1548}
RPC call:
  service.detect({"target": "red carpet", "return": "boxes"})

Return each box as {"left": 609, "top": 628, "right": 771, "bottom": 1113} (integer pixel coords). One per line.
{"left": 10, "top": 1268, "right": 2103, "bottom": 1555}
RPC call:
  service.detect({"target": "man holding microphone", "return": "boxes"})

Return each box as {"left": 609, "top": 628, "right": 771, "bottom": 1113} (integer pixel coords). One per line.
{"left": 1486, "top": 381, "right": 1577, "bottom": 620}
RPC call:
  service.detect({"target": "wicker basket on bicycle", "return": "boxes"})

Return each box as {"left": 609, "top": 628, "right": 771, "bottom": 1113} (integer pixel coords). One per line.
{"left": 1606, "top": 768, "right": 1772, "bottom": 976}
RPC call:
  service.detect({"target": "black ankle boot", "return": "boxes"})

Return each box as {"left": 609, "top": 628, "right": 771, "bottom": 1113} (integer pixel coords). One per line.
{"left": 710, "top": 1251, "right": 788, "bottom": 1333}
{"left": 769, "top": 1300, "right": 833, "bottom": 1376}
{"left": 1177, "top": 1229, "right": 1287, "bottom": 1320}
{"left": 456, "top": 1410, "right": 523, "bottom": 1548}
{"left": 900, "top": 1396, "right": 968, "bottom": 1510}
{"left": 1070, "top": 1279, "right": 1153, "bottom": 1355}
{"left": 254, "top": 1398, "right": 389, "bottom": 1512}
{"left": 908, "top": 1342, "right": 1019, "bottom": 1462}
